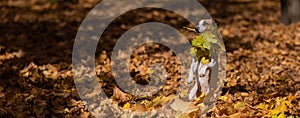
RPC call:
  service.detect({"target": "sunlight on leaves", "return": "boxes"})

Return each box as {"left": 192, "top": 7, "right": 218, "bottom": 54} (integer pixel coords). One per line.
{"left": 257, "top": 97, "right": 294, "bottom": 117}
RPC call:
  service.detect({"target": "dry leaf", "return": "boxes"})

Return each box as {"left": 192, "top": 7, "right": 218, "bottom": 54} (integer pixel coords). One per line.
{"left": 123, "top": 102, "right": 130, "bottom": 109}
{"left": 234, "top": 102, "right": 246, "bottom": 111}
{"left": 112, "top": 86, "right": 131, "bottom": 103}
{"left": 228, "top": 112, "right": 249, "bottom": 118}
{"left": 219, "top": 95, "right": 228, "bottom": 102}
{"left": 170, "top": 99, "right": 190, "bottom": 112}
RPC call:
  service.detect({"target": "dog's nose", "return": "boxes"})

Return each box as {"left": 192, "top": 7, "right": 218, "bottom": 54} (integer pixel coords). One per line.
{"left": 195, "top": 24, "right": 205, "bottom": 33}
{"left": 195, "top": 26, "right": 201, "bottom": 33}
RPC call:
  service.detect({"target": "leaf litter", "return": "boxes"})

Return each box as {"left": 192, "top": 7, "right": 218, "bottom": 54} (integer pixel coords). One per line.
{"left": 0, "top": 0, "right": 299, "bottom": 117}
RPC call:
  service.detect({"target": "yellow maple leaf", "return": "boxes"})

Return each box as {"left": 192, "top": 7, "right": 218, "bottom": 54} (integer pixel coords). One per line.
{"left": 269, "top": 97, "right": 293, "bottom": 117}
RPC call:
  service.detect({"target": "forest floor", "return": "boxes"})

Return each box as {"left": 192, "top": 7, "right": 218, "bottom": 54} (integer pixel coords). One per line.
{"left": 0, "top": 0, "right": 299, "bottom": 117}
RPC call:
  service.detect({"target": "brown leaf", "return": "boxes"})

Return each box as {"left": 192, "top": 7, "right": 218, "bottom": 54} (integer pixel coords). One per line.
{"left": 0, "top": 108, "right": 15, "bottom": 118}
{"left": 131, "top": 104, "right": 146, "bottom": 112}
{"left": 112, "top": 86, "right": 131, "bottom": 103}
{"left": 228, "top": 112, "right": 249, "bottom": 118}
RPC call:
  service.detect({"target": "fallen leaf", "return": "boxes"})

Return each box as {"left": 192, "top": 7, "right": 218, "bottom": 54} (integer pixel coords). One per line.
{"left": 123, "top": 102, "right": 130, "bottom": 109}
{"left": 276, "top": 112, "right": 285, "bottom": 118}
{"left": 0, "top": 86, "right": 3, "bottom": 92}
{"left": 112, "top": 86, "right": 131, "bottom": 103}
{"left": 219, "top": 95, "right": 228, "bottom": 102}
{"left": 228, "top": 112, "right": 249, "bottom": 118}
{"left": 234, "top": 102, "right": 246, "bottom": 111}
{"left": 131, "top": 104, "right": 146, "bottom": 112}
{"left": 170, "top": 98, "right": 190, "bottom": 112}
{"left": 257, "top": 102, "right": 269, "bottom": 110}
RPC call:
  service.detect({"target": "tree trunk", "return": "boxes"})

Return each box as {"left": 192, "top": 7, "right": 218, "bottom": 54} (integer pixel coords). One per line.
{"left": 280, "top": 0, "right": 300, "bottom": 25}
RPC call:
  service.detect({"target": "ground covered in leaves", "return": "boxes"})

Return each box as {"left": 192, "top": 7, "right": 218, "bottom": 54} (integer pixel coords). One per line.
{"left": 0, "top": 0, "right": 299, "bottom": 117}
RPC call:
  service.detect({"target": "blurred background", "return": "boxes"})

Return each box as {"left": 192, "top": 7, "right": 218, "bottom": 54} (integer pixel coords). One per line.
{"left": 0, "top": 0, "right": 299, "bottom": 117}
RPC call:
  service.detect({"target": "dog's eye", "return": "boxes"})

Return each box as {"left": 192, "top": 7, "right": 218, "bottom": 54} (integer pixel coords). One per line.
{"left": 202, "top": 21, "right": 208, "bottom": 26}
